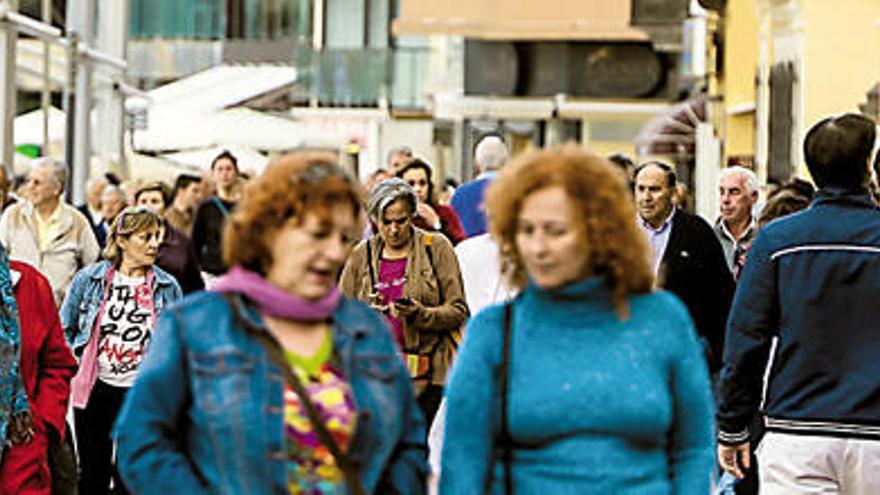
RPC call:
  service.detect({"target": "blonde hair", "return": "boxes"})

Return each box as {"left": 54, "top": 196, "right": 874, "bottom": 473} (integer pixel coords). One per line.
{"left": 102, "top": 207, "right": 162, "bottom": 265}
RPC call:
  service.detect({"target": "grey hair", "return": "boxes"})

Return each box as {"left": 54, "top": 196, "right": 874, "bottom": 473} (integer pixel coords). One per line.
{"left": 474, "top": 136, "right": 508, "bottom": 171}
{"left": 367, "top": 178, "right": 417, "bottom": 224}
{"left": 31, "top": 158, "right": 68, "bottom": 193}
{"left": 101, "top": 184, "right": 128, "bottom": 203}
{"left": 719, "top": 166, "right": 759, "bottom": 195}
{"left": 386, "top": 146, "right": 413, "bottom": 165}
{"left": 86, "top": 176, "right": 108, "bottom": 190}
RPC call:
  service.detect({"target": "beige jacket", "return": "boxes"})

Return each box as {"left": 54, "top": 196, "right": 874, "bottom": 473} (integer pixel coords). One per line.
{"left": 340, "top": 228, "right": 469, "bottom": 385}
{"left": 0, "top": 201, "right": 100, "bottom": 304}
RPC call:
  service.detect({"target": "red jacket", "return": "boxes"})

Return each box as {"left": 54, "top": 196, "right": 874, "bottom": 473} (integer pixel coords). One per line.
{"left": 413, "top": 204, "right": 466, "bottom": 246}
{"left": 0, "top": 261, "right": 78, "bottom": 494}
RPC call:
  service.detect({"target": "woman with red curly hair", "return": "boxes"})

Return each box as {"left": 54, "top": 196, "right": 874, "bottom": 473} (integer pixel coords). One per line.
{"left": 440, "top": 146, "right": 714, "bottom": 493}
{"left": 115, "top": 154, "right": 427, "bottom": 495}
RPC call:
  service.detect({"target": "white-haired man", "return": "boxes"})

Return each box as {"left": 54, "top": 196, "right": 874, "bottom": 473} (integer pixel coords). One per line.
{"left": 0, "top": 158, "right": 99, "bottom": 304}
{"left": 450, "top": 134, "right": 508, "bottom": 238}
{"left": 386, "top": 145, "right": 414, "bottom": 175}
{"left": 715, "top": 166, "right": 759, "bottom": 274}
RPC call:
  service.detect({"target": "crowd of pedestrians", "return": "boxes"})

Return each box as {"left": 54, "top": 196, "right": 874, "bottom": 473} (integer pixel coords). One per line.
{"left": 0, "top": 112, "right": 879, "bottom": 494}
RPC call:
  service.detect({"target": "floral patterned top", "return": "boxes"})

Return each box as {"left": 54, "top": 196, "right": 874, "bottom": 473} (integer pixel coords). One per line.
{"left": 284, "top": 331, "right": 358, "bottom": 494}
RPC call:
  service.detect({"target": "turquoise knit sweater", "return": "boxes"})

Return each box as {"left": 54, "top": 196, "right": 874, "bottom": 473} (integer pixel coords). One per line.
{"left": 440, "top": 277, "right": 714, "bottom": 494}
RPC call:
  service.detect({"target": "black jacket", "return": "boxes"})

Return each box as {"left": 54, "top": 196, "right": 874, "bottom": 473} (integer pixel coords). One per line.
{"left": 659, "top": 209, "right": 734, "bottom": 372}
{"left": 192, "top": 197, "right": 236, "bottom": 276}
{"left": 76, "top": 202, "right": 107, "bottom": 248}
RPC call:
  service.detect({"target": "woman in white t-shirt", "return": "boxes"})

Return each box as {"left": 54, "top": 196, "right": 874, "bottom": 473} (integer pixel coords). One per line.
{"left": 60, "top": 207, "right": 182, "bottom": 495}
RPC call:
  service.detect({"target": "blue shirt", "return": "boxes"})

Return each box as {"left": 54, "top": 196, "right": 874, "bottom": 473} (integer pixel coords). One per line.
{"left": 441, "top": 278, "right": 714, "bottom": 494}
{"left": 450, "top": 173, "right": 496, "bottom": 238}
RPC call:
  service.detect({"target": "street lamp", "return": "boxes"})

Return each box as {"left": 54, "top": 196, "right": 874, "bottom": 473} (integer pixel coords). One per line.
{"left": 124, "top": 95, "right": 149, "bottom": 153}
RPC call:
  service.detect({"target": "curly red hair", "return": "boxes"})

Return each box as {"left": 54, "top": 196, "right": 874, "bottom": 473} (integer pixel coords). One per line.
{"left": 223, "top": 152, "right": 364, "bottom": 275}
{"left": 486, "top": 145, "right": 653, "bottom": 317}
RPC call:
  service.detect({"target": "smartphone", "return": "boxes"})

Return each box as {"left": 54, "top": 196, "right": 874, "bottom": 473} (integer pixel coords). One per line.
{"left": 395, "top": 297, "right": 414, "bottom": 306}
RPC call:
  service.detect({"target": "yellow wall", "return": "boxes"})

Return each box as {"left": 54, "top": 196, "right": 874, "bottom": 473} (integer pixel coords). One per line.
{"left": 802, "top": 0, "right": 880, "bottom": 131}
{"left": 726, "top": 114, "right": 756, "bottom": 158}
{"left": 587, "top": 141, "right": 636, "bottom": 158}
{"left": 722, "top": 0, "right": 760, "bottom": 163}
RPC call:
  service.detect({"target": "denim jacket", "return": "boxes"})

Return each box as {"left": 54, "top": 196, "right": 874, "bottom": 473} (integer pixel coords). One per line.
{"left": 60, "top": 260, "right": 182, "bottom": 354}
{"left": 114, "top": 291, "right": 428, "bottom": 495}
{"left": 60, "top": 260, "right": 182, "bottom": 408}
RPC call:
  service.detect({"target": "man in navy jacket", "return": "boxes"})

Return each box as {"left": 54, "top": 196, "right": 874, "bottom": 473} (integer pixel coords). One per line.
{"left": 450, "top": 135, "right": 508, "bottom": 238}
{"left": 718, "top": 113, "right": 880, "bottom": 492}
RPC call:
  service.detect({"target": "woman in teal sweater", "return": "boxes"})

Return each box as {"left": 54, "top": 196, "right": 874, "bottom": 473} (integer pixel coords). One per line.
{"left": 440, "top": 146, "right": 714, "bottom": 494}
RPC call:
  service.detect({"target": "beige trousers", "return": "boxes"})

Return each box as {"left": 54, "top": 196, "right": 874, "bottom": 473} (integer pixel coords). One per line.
{"left": 757, "top": 431, "right": 880, "bottom": 494}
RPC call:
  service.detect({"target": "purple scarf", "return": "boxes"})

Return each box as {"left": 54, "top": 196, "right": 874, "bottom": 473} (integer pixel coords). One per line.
{"left": 212, "top": 266, "right": 341, "bottom": 321}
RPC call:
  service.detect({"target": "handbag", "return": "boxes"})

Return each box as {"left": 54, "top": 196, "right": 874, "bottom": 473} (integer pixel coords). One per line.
{"left": 224, "top": 294, "right": 368, "bottom": 495}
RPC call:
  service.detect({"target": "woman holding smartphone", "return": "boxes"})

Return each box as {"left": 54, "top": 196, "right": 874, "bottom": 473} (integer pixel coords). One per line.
{"left": 340, "top": 178, "right": 469, "bottom": 425}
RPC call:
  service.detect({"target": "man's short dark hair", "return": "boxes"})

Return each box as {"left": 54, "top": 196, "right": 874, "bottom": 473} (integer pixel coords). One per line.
{"left": 211, "top": 150, "right": 239, "bottom": 172}
{"left": 608, "top": 153, "right": 635, "bottom": 173}
{"left": 633, "top": 161, "right": 677, "bottom": 188}
{"left": 173, "top": 173, "right": 202, "bottom": 199}
{"left": 104, "top": 172, "right": 122, "bottom": 186}
{"left": 804, "top": 113, "right": 875, "bottom": 189}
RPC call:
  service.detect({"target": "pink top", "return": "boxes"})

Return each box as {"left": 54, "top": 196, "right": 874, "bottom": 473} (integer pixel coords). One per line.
{"left": 376, "top": 257, "right": 407, "bottom": 350}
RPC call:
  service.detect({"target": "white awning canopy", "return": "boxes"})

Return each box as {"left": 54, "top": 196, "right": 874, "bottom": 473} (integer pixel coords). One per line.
{"left": 13, "top": 106, "right": 65, "bottom": 145}
{"left": 134, "top": 107, "right": 306, "bottom": 153}
{"left": 133, "top": 64, "right": 302, "bottom": 154}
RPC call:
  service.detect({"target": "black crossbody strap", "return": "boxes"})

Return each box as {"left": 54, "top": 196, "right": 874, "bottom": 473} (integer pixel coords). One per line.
{"left": 500, "top": 302, "right": 514, "bottom": 494}
{"left": 365, "top": 239, "right": 377, "bottom": 290}
{"left": 265, "top": 339, "right": 368, "bottom": 495}
{"left": 223, "top": 294, "right": 368, "bottom": 495}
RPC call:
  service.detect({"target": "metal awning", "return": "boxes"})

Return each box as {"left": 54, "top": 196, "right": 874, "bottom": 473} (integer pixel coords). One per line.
{"left": 634, "top": 96, "right": 706, "bottom": 157}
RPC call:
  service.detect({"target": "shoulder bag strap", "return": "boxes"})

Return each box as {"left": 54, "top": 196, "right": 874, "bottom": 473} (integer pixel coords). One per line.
{"left": 365, "top": 239, "right": 378, "bottom": 291}
{"left": 500, "top": 302, "right": 514, "bottom": 495}
{"left": 423, "top": 234, "right": 444, "bottom": 304}
{"left": 223, "top": 294, "right": 368, "bottom": 495}
{"left": 211, "top": 196, "right": 230, "bottom": 217}
{"left": 425, "top": 235, "right": 463, "bottom": 355}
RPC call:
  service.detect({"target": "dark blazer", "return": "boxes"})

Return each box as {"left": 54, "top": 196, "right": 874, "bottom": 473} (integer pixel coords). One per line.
{"left": 659, "top": 209, "right": 734, "bottom": 372}
{"left": 76, "top": 203, "right": 107, "bottom": 248}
